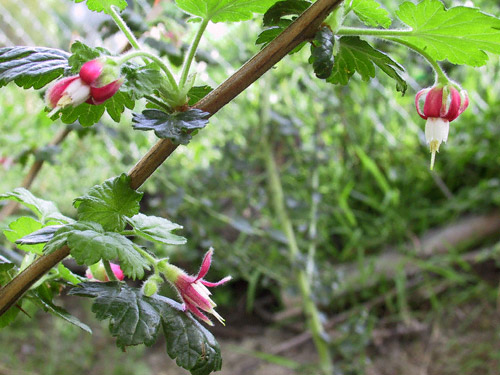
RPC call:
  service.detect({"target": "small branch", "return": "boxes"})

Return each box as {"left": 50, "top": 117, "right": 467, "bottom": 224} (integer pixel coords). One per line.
{"left": 0, "top": 127, "right": 72, "bottom": 221}
{"left": 0, "top": 0, "right": 343, "bottom": 317}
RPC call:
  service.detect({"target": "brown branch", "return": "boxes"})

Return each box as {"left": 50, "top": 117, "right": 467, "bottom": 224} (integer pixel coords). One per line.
{"left": 0, "top": 127, "right": 72, "bottom": 221}
{"left": 0, "top": 0, "right": 342, "bottom": 316}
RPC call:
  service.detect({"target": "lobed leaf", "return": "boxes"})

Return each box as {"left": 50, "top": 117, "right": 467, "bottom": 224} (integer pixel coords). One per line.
{"left": 395, "top": 0, "right": 500, "bottom": 66}
{"left": 350, "top": 0, "right": 391, "bottom": 28}
{"left": 0, "top": 46, "right": 70, "bottom": 89}
{"left": 132, "top": 109, "right": 209, "bottom": 145}
{"left": 162, "top": 307, "right": 222, "bottom": 375}
{"left": 326, "top": 36, "right": 407, "bottom": 94}
{"left": 127, "top": 214, "right": 187, "bottom": 245}
{"left": 73, "top": 174, "right": 143, "bottom": 232}
{"left": 70, "top": 0, "right": 127, "bottom": 14}
{"left": 176, "top": 0, "right": 279, "bottom": 23}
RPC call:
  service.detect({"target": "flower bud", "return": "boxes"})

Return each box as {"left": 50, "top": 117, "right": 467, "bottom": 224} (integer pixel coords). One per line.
{"left": 86, "top": 261, "right": 124, "bottom": 282}
{"left": 142, "top": 278, "right": 159, "bottom": 297}
{"left": 79, "top": 59, "right": 104, "bottom": 85}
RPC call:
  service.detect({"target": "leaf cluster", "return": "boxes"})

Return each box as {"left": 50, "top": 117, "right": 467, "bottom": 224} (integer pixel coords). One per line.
{"left": 69, "top": 282, "right": 222, "bottom": 375}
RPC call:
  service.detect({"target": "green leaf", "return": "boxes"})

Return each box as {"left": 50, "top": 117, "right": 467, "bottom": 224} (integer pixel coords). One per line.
{"left": 0, "top": 305, "right": 21, "bottom": 329}
{"left": 350, "top": 0, "right": 391, "bottom": 28}
{"left": 68, "top": 282, "right": 179, "bottom": 347}
{"left": 0, "top": 46, "right": 70, "bottom": 89}
{"left": 187, "top": 85, "right": 213, "bottom": 106}
{"left": 0, "top": 188, "right": 73, "bottom": 224}
{"left": 45, "top": 221, "right": 148, "bottom": 279}
{"left": 68, "top": 41, "right": 111, "bottom": 72}
{"left": 56, "top": 103, "right": 106, "bottom": 127}
{"left": 70, "top": 0, "right": 127, "bottom": 14}
{"left": 257, "top": 0, "right": 309, "bottom": 51}
{"left": 262, "top": 0, "right": 310, "bottom": 27}
{"left": 162, "top": 306, "right": 222, "bottom": 375}
{"left": 121, "top": 65, "right": 164, "bottom": 101}
{"left": 327, "top": 36, "right": 407, "bottom": 94}
{"left": 73, "top": 174, "right": 143, "bottom": 232}
{"left": 57, "top": 263, "right": 83, "bottom": 285}
{"left": 104, "top": 91, "right": 136, "bottom": 122}
{"left": 32, "top": 288, "right": 91, "bottom": 333}
{"left": 395, "top": 0, "right": 500, "bottom": 66}
{"left": 309, "top": 26, "right": 335, "bottom": 79}
{"left": 4, "top": 217, "right": 44, "bottom": 254}
{"left": 70, "top": 282, "right": 222, "bottom": 375}
{"left": 176, "top": 0, "right": 279, "bottom": 23}
{"left": 127, "top": 214, "right": 187, "bottom": 245}
{"left": 132, "top": 109, "right": 209, "bottom": 145}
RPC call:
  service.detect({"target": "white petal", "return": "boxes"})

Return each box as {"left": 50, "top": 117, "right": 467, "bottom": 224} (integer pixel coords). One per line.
{"left": 425, "top": 117, "right": 449, "bottom": 144}
{"left": 64, "top": 78, "right": 91, "bottom": 107}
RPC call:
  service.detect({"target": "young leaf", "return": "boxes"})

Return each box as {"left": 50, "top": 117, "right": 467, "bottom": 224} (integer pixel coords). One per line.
{"left": 57, "top": 263, "right": 83, "bottom": 285}
{"left": 121, "top": 65, "right": 164, "bottom": 100}
{"left": 132, "top": 109, "right": 209, "bottom": 145}
{"left": 68, "top": 41, "right": 111, "bottom": 72}
{"left": 73, "top": 174, "right": 143, "bottom": 232}
{"left": 127, "top": 214, "right": 187, "bottom": 245}
{"left": 68, "top": 282, "right": 182, "bottom": 347}
{"left": 326, "top": 36, "right": 407, "bottom": 94}
{"left": 0, "top": 188, "right": 73, "bottom": 224}
{"left": 176, "top": 0, "right": 279, "bottom": 23}
{"left": 0, "top": 46, "right": 70, "bottom": 89}
{"left": 4, "top": 217, "right": 44, "bottom": 254}
{"left": 396, "top": 0, "right": 500, "bottom": 66}
{"left": 162, "top": 307, "right": 222, "bottom": 375}
{"left": 70, "top": 0, "right": 127, "bottom": 14}
{"left": 309, "top": 26, "right": 335, "bottom": 79}
{"left": 350, "top": 0, "right": 391, "bottom": 28}
{"left": 45, "top": 221, "right": 148, "bottom": 279}
{"left": 187, "top": 85, "right": 213, "bottom": 106}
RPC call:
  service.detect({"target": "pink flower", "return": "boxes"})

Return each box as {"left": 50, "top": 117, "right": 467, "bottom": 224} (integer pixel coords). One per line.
{"left": 86, "top": 261, "right": 125, "bottom": 282}
{"left": 415, "top": 84, "right": 469, "bottom": 169}
{"left": 45, "top": 59, "right": 122, "bottom": 113}
{"left": 161, "top": 249, "right": 231, "bottom": 326}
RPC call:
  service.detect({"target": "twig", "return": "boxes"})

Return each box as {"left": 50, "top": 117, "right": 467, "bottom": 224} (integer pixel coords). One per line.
{"left": 0, "top": 0, "right": 343, "bottom": 316}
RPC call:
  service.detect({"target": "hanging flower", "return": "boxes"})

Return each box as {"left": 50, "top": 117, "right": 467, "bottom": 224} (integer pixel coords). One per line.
{"left": 160, "top": 249, "right": 231, "bottom": 326}
{"left": 86, "top": 261, "right": 125, "bottom": 282}
{"left": 415, "top": 84, "right": 469, "bottom": 169}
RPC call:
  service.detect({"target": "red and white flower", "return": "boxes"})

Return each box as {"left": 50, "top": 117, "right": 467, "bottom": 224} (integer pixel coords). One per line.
{"left": 45, "top": 59, "right": 123, "bottom": 115}
{"left": 415, "top": 84, "right": 469, "bottom": 169}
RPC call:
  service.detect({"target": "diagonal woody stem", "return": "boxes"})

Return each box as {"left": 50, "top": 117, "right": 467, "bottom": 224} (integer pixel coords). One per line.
{"left": 0, "top": 0, "right": 343, "bottom": 316}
